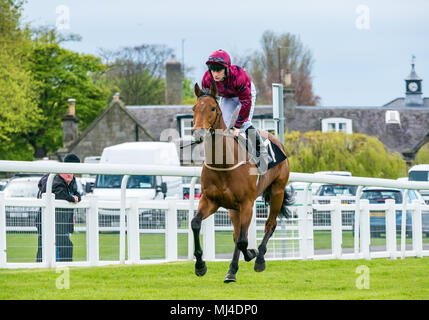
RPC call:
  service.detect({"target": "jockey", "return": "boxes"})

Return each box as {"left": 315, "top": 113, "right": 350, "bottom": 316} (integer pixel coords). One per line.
{"left": 201, "top": 49, "right": 271, "bottom": 174}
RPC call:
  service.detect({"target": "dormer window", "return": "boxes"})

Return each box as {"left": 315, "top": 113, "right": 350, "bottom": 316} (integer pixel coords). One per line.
{"left": 385, "top": 110, "right": 400, "bottom": 124}
{"left": 321, "top": 118, "right": 352, "bottom": 134}
{"left": 180, "top": 117, "right": 194, "bottom": 138}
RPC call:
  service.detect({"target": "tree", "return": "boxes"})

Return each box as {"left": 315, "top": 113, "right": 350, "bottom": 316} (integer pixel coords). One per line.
{"left": 100, "top": 44, "right": 174, "bottom": 105}
{"left": 182, "top": 78, "right": 196, "bottom": 105}
{"left": 27, "top": 28, "right": 110, "bottom": 158}
{"left": 284, "top": 131, "right": 407, "bottom": 179}
{"left": 244, "top": 30, "right": 320, "bottom": 106}
{"left": 414, "top": 142, "right": 429, "bottom": 165}
{"left": 0, "top": 0, "right": 41, "bottom": 160}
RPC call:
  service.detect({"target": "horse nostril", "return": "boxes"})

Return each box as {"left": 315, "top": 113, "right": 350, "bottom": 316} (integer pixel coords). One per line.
{"left": 192, "top": 128, "right": 205, "bottom": 142}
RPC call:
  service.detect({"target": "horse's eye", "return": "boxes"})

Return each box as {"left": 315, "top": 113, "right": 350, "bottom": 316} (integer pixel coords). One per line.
{"left": 211, "top": 107, "right": 216, "bottom": 112}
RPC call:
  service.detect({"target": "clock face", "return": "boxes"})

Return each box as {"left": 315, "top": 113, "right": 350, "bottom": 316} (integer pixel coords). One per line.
{"left": 408, "top": 82, "right": 418, "bottom": 92}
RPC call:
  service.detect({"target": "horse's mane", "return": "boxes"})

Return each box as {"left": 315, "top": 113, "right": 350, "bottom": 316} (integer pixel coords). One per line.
{"left": 200, "top": 88, "right": 218, "bottom": 101}
{"left": 201, "top": 88, "right": 211, "bottom": 95}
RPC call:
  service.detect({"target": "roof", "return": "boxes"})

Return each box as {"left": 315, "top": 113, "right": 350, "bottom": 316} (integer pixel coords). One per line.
{"left": 383, "top": 97, "right": 429, "bottom": 107}
{"left": 68, "top": 101, "right": 155, "bottom": 151}
{"left": 409, "top": 164, "right": 429, "bottom": 172}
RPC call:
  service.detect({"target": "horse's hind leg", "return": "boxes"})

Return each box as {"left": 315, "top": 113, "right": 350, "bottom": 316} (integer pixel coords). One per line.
{"left": 224, "top": 205, "right": 258, "bottom": 283}
{"left": 255, "top": 184, "right": 284, "bottom": 272}
{"left": 192, "top": 195, "right": 218, "bottom": 277}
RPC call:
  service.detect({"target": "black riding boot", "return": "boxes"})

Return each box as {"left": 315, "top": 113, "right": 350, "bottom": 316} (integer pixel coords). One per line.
{"left": 245, "top": 126, "right": 272, "bottom": 175}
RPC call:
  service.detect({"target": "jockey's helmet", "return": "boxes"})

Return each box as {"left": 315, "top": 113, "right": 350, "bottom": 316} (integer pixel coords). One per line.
{"left": 206, "top": 49, "right": 231, "bottom": 70}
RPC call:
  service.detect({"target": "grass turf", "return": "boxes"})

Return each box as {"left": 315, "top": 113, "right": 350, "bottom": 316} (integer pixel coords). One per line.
{"left": 1, "top": 257, "right": 429, "bottom": 300}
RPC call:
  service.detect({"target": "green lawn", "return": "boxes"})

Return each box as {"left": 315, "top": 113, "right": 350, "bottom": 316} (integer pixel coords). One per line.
{"left": 1, "top": 258, "right": 429, "bottom": 299}
{"left": 5, "top": 230, "right": 429, "bottom": 263}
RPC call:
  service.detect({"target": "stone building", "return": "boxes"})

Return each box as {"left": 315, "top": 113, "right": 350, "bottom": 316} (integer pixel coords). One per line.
{"left": 56, "top": 60, "right": 429, "bottom": 165}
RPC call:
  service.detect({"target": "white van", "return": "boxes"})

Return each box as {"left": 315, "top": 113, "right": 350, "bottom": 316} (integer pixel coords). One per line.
{"left": 408, "top": 164, "right": 429, "bottom": 204}
{"left": 92, "top": 142, "right": 182, "bottom": 200}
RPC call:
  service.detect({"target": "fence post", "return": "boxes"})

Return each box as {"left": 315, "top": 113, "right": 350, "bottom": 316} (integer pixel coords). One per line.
{"left": 188, "top": 177, "right": 198, "bottom": 260}
{"left": 0, "top": 192, "right": 6, "bottom": 267}
{"left": 331, "top": 198, "right": 342, "bottom": 259}
{"left": 166, "top": 197, "right": 178, "bottom": 261}
{"left": 411, "top": 199, "right": 423, "bottom": 258}
{"left": 44, "top": 174, "right": 56, "bottom": 268}
{"left": 354, "top": 186, "right": 363, "bottom": 258}
{"left": 248, "top": 202, "right": 257, "bottom": 250}
{"left": 400, "top": 189, "right": 409, "bottom": 259}
{"left": 120, "top": 175, "right": 130, "bottom": 264}
{"left": 385, "top": 199, "right": 397, "bottom": 259}
{"left": 87, "top": 194, "right": 99, "bottom": 266}
{"left": 303, "top": 184, "right": 314, "bottom": 259}
{"left": 298, "top": 205, "right": 308, "bottom": 259}
{"left": 202, "top": 213, "right": 215, "bottom": 261}
{"left": 127, "top": 197, "right": 140, "bottom": 264}
{"left": 360, "top": 199, "right": 370, "bottom": 260}
{"left": 297, "top": 183, "right": 314, "bottom": 259}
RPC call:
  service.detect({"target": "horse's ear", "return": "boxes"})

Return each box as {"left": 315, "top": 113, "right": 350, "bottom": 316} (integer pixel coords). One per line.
{"left": 210, "top": 82, "right": 218, "bottom": 98}
{"left": 194, "top": 83, "right": 203, "bottom": 98}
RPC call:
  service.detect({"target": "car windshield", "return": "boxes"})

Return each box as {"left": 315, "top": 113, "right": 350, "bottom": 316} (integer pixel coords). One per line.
{"left": 4, "top": 180, "right": 39, "bottom": 198}
{"left": 361, "top": 190, "right": 402, "bottom": 204}
{"left": 409, "top": 171, "right": 428, "bottom": 182}
{"left": 318, "top": 185, "right": 357, "bottom": 196}
{"left": 96, "top": 175, "right": 154, "bottom": 189}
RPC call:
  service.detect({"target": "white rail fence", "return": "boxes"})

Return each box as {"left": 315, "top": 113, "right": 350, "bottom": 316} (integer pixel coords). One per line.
{"left": 1, "top": 160, "right": 429, "bottom": 269}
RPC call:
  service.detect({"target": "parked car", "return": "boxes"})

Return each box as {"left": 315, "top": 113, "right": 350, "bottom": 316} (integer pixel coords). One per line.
{"left": 182, "top": 178, "right": 202, "bottom": 200}
{"left": 0, "top": 179, "right": 9, "bottom": 191}
{"left": 353, "top": 187, "right": 429, "bottom": 237}
{"left": 408, "top": 164, "right": 429, "bottom": 205}
{"left": 314, "top": 184, "right": 358, "bottom": 197}
{"left": 3, "top": 176, "right": 40, "bottom": 227}
{"left": 311, "top": 171, "right": 353, "bottom": 196}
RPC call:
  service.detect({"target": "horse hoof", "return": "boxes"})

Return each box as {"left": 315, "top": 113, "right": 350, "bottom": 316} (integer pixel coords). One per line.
{"left": 224, "top": 273, "right": 237, "bottom": 283}
{"left": 195, "top": 262, "right": 207, "bottom": 277}
{"left": 254, "top": 261, "right": 266, "bottom": 272}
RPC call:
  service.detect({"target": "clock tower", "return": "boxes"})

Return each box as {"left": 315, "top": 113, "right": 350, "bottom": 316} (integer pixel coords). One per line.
{"left": 405, "top": 55, "right": 423, "bottom": 106}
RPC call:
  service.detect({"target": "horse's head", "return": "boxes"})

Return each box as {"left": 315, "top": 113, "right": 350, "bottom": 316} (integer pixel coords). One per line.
{"left": 192, "top": 83, "right": 222, "bottom": 141}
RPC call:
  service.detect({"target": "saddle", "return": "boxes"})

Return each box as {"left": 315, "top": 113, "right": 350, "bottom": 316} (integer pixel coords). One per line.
{"left": 237, "top": 132, "right": 287, "bottom": 172}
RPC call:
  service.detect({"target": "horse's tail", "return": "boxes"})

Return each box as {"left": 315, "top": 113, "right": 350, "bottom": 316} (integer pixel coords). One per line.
{"left": 262, "top": 184, "right": 296, "bottom": 219}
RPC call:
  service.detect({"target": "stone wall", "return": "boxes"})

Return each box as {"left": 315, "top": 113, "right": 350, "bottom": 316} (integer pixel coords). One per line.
{"left": 70, "top": 103, "right": 152, "bottom": 160}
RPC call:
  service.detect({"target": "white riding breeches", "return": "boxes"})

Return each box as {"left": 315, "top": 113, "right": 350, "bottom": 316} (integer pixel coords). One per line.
{"left": 219, "top": 82, "right": 256, "bottom": 131}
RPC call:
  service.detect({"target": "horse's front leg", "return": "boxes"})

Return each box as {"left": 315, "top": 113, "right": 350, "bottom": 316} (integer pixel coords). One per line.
{"left": 191, "top": 195, "right": 218, "bottom": 277}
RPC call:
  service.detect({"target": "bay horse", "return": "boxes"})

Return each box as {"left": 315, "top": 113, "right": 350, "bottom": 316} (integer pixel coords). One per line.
{"left": 191, "top": 82, "right": 295, "bottom": 283}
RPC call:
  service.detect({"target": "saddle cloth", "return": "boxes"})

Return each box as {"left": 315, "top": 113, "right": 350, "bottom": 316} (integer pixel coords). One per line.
{"left": 263, "top": 138, "right": 287, "bottom": 170}
{"left": 237, "top": 134, "right": 287, "bottom": 171}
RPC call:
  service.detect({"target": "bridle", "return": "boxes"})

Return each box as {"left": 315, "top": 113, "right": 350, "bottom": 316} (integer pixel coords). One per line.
{"left": 182, "top": 93, "right": 250, "bottom": 171}
{"left": 180, "top": 93, "right": 221, "bottom": 149}
{"left": 200, "top": 93, "right": 221, "bottom": 133}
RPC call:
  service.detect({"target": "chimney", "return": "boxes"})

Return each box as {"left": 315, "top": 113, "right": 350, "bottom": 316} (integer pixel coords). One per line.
{"left": 165, "top": 55, "right": 182, "bottom": 105}
{"left": 283, "top": 69, "right": 296, "bottom": 118}
{"left": 62, "top": 98, "right": 79, "bottom": 149}
{"left": 67, "top": 98, "right": 76, "bottom": 116}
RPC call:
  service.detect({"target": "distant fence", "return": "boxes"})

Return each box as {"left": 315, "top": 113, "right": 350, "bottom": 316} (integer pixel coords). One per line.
{"left": 1, "top": 160, "right": 429, "bottom": 269}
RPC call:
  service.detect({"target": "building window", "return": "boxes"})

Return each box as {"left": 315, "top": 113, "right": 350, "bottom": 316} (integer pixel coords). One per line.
{"left": 385, "top": 110, "right": 400, "bottom": 124}
{"left": 181, "top": 118, "right": 194, "bottom": 138}
{"left": 321, "top": 118, "right": 352, "bottom": 134}
{"left": 252, "top": 119, "right": 262, "bottom": 131}
{"left": 263, "top": 119, "right": 277, "bottom": 135}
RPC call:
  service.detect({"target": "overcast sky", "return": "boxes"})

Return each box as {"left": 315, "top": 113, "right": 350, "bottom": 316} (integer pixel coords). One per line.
{"left": 22, "top": 0, "right": 429, "bottom": 106}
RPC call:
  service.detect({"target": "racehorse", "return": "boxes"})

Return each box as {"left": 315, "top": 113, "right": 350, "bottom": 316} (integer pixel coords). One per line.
{"left": 191, "top": 82, "right": 295, "bottom": 283}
